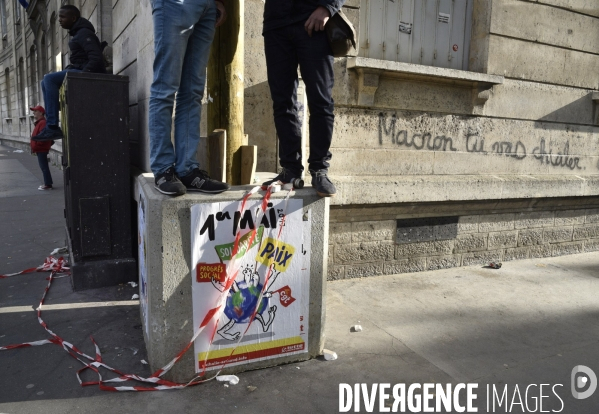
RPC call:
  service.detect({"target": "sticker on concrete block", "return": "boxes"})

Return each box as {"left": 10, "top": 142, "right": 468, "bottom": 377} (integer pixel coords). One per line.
{"left": 191, "top": 198, "right": 310, "bottom": 371}
{"left": 137, "top": 192, "right": 149, "bottom": 337}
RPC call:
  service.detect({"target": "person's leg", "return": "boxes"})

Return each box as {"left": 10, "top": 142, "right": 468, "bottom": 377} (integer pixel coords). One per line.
{"left": 174, "top": 0, "right": 216, "bottom": 177}
{"left": 41, "top": 71, "right": 68, "bottom": 126}
{"left": 264, "top": 25, "right": 303, "bottom": 176}
{"left": 295, "top": 25, "right": 336, "bottom": 196}
{"left": 37, "top": 152, "right": 53, "bottom": 187}
{"left": 148, "top": 0, "right": 204, "bottom": 177}
{"left": 295, "top": 25, "right": 334, "bottom": 173}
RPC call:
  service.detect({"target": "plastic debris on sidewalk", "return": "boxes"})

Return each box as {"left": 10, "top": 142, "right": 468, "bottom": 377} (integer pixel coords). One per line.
{"left": 50, "top": 247, "right": 68, "bottom": 255}
{"left": 489, "top": 262, "right": 502, "bottom": 269}
{"left": 127, "top": 281, "right": 138, "bottom": 288}
{"left": 247, "top": 386, "right": 257, "bottom": 392}
{"left": 322, "top": 349, "right": 338, "bottom": 361}
{"left": 141, "top": 359, "right": 148, "bottom": 365}
{"left": 216, "top": 375, "right": 239, "bottom": 385}
{"left": 13, "top": 150, "right": 24, "bottom": 153}
{"left": 350, "top": 325, "right": 363, "bottom": 332}
{"left": 131, "top": 294, "right": 139, "bottom": 300}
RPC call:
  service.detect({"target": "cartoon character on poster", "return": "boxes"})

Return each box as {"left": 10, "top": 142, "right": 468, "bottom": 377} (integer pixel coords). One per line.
{"left": 191, "top": 198, "right": 310, "bottom": 371}
{"left": 138, "top": 193, "right": 149, "bottom": 336}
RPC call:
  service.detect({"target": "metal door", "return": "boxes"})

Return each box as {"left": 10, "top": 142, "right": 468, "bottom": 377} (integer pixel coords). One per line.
{"left": 359, "top": 0, "right": 473, "bottom": 70}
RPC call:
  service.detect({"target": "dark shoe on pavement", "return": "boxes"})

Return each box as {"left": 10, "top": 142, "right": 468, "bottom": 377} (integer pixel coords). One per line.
{"left": 262, "top": 167, "right": 304, "bottom": 188}
{"left": 179, "top": 168, "right": 230, "bottom": 194}
{"left": 38, "top": 185, "right": 53, "bottom": 190}
{"left": 155, "top": 167, "right": 186, "bottom": 196}
{"left": 310, "top": 169, "right": 336, "bottom": 197}
{"left": 32, "top": 126, "right": 64, "bottom": 141}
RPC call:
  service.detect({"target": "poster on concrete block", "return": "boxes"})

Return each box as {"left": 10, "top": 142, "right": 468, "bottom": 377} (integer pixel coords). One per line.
{"left": 191, "top": 198, "right": 310, "bottom": 372}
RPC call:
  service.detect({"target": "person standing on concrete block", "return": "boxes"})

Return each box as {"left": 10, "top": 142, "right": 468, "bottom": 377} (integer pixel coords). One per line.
{"left": 149, "top": 0, "right": 231, "bottom": 197}
{"left": 261, "top": 0, "right": 344, "bottom": 197}
{"left": 29, "top": 106, "right": 54, "bottom": 190}
{"left": 33, "top": 5, "right": 106, "bottom": 142}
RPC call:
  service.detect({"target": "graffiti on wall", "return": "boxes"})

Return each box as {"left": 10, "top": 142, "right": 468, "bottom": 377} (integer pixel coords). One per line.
{"left": 378, "top": 113, "right": 584, "bottom": 171}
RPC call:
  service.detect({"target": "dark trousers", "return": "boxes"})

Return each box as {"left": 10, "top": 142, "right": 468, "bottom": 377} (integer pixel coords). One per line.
{"left": 36, "top": 152, "right": 53, "bottom": 186}
{"left": 264, "top": 21, "right": 335, "bottom": 174}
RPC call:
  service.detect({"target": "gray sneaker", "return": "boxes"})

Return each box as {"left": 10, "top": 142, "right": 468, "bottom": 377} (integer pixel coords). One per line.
{"left": 155, "top": 167, "right": 186, "bottom": 196}
{"left": 310, "top": 169, "right": 336, "bottom": 197}
{"left": 179, "top": 168, "right": 230, "bottom": 194}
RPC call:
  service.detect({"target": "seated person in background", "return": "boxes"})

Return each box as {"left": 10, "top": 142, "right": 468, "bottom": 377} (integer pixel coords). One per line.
{"left": 29, "top": 106, "right": 54, "bottom": 190}
{"left": 33, "top": 5, "right": 106, "bottom": 142}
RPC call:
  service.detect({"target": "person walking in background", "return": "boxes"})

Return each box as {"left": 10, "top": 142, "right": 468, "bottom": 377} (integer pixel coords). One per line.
{"left": 261, "top": 0, "right": 345, "bottom": 197}
{"left": 29, "top": 106, "right": 53, "bottom": 190}
{"left": 148, "top": 0, "right": 230, "bottom": 196}
{"left": 33, "top": 5, "right": 106, "bottom": 142}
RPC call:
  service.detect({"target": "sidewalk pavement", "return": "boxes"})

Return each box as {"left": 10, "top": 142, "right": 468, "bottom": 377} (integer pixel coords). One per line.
{"left": 2, "top": 143, "right": 599, "bottom": 413}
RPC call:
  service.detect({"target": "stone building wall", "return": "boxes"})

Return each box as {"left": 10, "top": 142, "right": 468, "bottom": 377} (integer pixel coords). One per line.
{"left": 0, "top": 0, "right": 597, "bottom": 279}
{"left": 328, "top": 200, "right": 599, "bottom": 280}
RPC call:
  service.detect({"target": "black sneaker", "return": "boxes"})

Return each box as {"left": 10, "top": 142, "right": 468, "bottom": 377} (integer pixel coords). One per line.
{"left": 32, "top": 126, "right": 64, "bottom": 141}
{"left": 310, "top": 169, "right": 336, "bottom": 197}
{"left": 155, "top": 167, "right": 186, "bottom": 196}
{"left": 262, "top": 167, "right": 304, "bottom": 188}
{"left": 179, "top": 168, "right": 230, "bottom": 194}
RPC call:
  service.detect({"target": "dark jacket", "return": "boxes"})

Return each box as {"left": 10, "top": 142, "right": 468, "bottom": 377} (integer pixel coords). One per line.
{"left": 67, "top": 18, "right": 106, "bottom": 73}
{"left": 263, "top": 0, "right": 345, "bottom": 33}
{"left": 30, "top": 118, "right": 53, "bottom": 153}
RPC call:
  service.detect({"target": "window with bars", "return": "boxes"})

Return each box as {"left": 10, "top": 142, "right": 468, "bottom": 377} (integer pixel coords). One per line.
{"left": 359, "top": 0, "right": 474, "bottom": 70}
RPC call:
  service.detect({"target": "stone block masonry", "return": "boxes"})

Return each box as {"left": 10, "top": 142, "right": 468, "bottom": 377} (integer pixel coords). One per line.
{"left": 328, "top": 203, "right": 599, "bottom": 280}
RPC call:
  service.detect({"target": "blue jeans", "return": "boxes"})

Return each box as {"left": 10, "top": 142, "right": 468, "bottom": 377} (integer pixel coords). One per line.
{"left": 36, "top": 152, "right": 53, "bottom": 186}
{"left": 264, "top": 21, "right": 335, "bottom": 174}
{"left": 149, "top": 0, "right": 216, "bottom": 177}
{"left": 41, "top": 69, "right": 81, "bottom": 126}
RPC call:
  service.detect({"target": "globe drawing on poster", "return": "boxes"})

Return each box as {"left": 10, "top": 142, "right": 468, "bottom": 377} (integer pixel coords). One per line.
{"left": 191, "top": 197, "right": 310, "bottom": 372}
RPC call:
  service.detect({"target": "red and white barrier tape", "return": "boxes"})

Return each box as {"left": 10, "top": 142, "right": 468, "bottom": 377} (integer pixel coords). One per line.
{"left": 0, "top": 256, "right": 69, "bottom": 278}
{"left": 0, "top": 184, "right": 296, "bottom": 391}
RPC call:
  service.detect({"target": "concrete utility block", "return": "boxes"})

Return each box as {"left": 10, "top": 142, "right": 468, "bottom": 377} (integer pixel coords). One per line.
{"left": 517, "top": 229, "right": 544, "bottom": 246}
{"left": 426, "top": 255, "right": 462, "bottom": 271}
{"left": 488, "top": 231, "right": 518, "bottom": 249}
{"left": 543, "top": 227, "right": 574, "bottom": 243}
{"left": 383, "top": 258, "right": 427, "bottom": 275}
{"left": 134, "top": 174, "right": 329, "bottom": 382}
{"left": 504, "top": 247, "right": 530, "bottom": 262}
